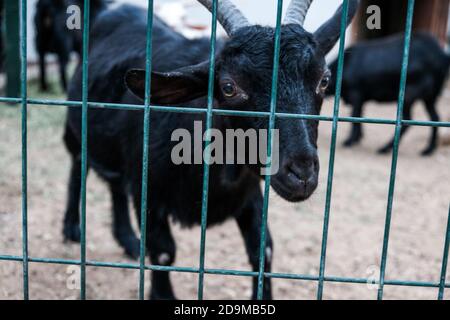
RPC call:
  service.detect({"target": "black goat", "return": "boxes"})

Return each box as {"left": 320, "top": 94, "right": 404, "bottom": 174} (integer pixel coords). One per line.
{"left": 0, "top": 0, "right": 3, "bottom": 72}
{"left": 34, "top": 0, "right": 107, "bottom": 91}
{"left": 64, "top": 0, "right": 358, "bottom": 299}
{"left": 328, "top": 32, "right": 450, "bottom": 155}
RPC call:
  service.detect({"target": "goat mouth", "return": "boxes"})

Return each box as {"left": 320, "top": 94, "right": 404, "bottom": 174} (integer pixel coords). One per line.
{"left": 271, "top": 173, "right": 318, "bottom": 203}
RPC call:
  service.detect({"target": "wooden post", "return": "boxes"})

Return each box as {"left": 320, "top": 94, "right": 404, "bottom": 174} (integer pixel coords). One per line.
{"left": 353, "top": 0, "right": 408, "bottom": 42}
{"left": 413, "top": 0, "right": 449, "bottom": 46}
{"left": 353, "top": 0, "right": 450, "bottom": 47}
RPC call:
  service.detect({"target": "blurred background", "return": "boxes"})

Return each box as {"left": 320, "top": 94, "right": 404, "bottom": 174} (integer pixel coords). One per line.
{"left": 0, "top": 0, "right": 449, "bottom": 300}
{"left": 20, "top": 0, "right": 450, "bottom": 62}
{"left": 0, "top": 0, "right": 447, "bottom": 96}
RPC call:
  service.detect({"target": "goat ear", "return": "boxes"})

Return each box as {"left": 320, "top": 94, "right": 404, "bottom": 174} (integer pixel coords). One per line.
{"left": 125, "top": 69, "right": 147, "bottom": 100}
{"left": 125, "top": 62, "right": 210, "bottom": 105}
{"left": 314, "top": 0, "right": 359, "bottom": 55}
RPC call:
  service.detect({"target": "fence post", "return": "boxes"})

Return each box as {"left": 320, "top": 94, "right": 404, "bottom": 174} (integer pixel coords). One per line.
{"left": 4, "top": 0, "right": 21, "bottom": 98}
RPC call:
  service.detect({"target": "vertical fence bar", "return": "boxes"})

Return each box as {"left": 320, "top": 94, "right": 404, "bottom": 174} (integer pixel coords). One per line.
{"left": 316, "top": 0, "right": 350, "bottom": 300}
{"left": 80, "top": 0, "right": 91, "bottom": 300}
{"left": 256, "top": 0, "right": 284, "bottom": 300}
{"left": 19, "top": 0, "right": 28, "bottom": 300}
{"left": 138, "top": 0, "right": 154, "bottom": 300}
{"left": 197, "top": 0, "right": 218, "bottom": 300}
{"left": 377, "top": 0, "right": 415, "bottom": 300}
{"left": 438, "top": 205, "right": 450, "bottom": 300}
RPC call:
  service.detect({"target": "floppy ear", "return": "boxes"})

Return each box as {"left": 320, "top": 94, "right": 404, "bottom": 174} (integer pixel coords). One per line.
{"left": 314, "top": 0, "right": 359, "bottom": 55}
{"left": 125, "top": 61, "right": 210, "bottom": 105}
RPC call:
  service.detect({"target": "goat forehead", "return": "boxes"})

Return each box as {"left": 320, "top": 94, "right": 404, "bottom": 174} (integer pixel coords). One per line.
{"left": 222, "top": 27, "right": 320, "bottom": 79}
{"left": 279, "top": 30, "right": 322, "bottom": 75}
{"left": 226, "top": 25, "right": 315, "bottom": 56}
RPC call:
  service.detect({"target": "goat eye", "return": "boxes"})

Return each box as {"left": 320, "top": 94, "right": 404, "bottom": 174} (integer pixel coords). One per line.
{"left": 222, "top": 82, "right": 236, "bottom": 97}
{"left": 316, "top": 74, "right": 330, "bottom": 95}
{"left": 320, "top": 76, "right": 330, "bottom": 90}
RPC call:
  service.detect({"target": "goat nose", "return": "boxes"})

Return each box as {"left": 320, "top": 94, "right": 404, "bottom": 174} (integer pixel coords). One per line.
{"left": 289, "top": 161, "right": 314, "bottom": 182}
{"left": 288, "top": 151, "right": 318, "bottom": 178}
{"left": 276, "top": 150, "right": 320, "bottom": 202}
{"left": 295, "top": 148, "right": 318, "bottom": 164}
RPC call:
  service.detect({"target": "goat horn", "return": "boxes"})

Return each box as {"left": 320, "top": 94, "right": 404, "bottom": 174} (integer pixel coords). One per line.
{"left": 197, "top": 0, "right": 250, "bottom": 36}
{"left": 284, "top": 0, "right": 314, "bottom": 26}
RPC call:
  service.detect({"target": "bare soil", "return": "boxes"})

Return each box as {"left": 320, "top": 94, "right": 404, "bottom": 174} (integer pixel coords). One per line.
{"left": 0, "top": 76, "right": 449, "bottom": 300}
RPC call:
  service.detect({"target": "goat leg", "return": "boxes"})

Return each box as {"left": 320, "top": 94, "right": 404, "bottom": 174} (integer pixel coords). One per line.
{"left": 147, "top": 208, "right": 177, "bottom": 300}
{"left": 421, "top": 98, "right": 440, "bottom": 156}
{"left": 63, "top": 155, "right": 84, "bottom": 243}
{"left": 109, "top": 178, "right": 140, "bottom": 260}
{"left": 343, "top": 100, "right": 364, "bottom": 147}
{"left": 378, "top": 103, "right": 413, "bottom": 155}
{"left": 236, "top": 190, "right": 273, "bottom": 300}
{"left": 39, "top": 53, "right": 48, "bottom": 91}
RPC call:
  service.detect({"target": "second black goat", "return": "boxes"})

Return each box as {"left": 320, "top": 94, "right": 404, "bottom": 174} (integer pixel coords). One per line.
{"left": 328, "top": 32, "right": 450, "bottom": 155}
{"left": 34, "top": 0, "right": 107, "bottom": 91}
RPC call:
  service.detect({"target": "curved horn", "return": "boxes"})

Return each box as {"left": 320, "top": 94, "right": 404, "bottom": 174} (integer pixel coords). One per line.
{"left": 284, "top": 0, "right": 314, "bottom": 26}
{"left": 197, "top": 0, "right": 250, "bottom": 36}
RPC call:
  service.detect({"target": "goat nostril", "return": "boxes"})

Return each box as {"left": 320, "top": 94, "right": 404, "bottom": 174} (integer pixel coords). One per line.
{"left": 313, "top": 158, "right": 319, "bottom": 171}
{"left": 287, "top": 164, "right": 306, "bottom": 184}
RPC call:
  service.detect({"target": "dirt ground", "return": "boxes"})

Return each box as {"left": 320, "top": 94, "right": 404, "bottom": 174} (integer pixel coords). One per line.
{"left": 0, "top": 74, "right": 449, "bottom": 300}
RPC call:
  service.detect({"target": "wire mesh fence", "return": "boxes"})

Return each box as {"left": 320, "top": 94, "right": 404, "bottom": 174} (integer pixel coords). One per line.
{"left": 0, "top": 0, "right": 449, "bottom": 300}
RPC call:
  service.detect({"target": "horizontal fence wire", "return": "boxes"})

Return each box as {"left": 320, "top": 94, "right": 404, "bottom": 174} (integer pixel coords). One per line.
{"left": 1, "top": 97, "right": 449, "bottom": 128}
{"left": 0, "top": 253, "right": 449, "bottom": 288}
{"left": 0, "top": 0, "right": 449, "bottom": 300}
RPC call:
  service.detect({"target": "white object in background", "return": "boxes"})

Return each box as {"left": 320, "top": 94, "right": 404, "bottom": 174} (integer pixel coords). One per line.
{"left": 158, "top": 2, "right": 187, "bottom": 28}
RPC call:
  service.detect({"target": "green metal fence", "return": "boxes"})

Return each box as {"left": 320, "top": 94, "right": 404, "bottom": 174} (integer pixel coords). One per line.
{"left": 0, "top": 0, "right": 450, "bottom": 300}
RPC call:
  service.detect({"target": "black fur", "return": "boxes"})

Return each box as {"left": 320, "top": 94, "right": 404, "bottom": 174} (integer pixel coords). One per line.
{"left": 64, "top": 2, "right": 358, "bottom": 299}
{"left": 0, "top": 0, "right": 4, "bottom": 72}
{"left": 327, "top": 32, "right": 450, "bottom": 155}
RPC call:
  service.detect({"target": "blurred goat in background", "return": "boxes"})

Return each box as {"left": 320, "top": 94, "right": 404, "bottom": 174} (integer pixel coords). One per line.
{"left": 34, "top": 0, "right": 108, "bottom": 91}
{"left": 0, "top": 0, "right": 4, "bottom": 72}
{"left": 327, "top": 32, "right": 450, "bottom": 156}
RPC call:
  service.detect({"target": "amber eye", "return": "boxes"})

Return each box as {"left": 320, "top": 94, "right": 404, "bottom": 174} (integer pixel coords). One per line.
{"left": 317, "top": 72, "right": 331, "bottom": 95}
{"left": 222, "top": 82, "right": 236, "bottom": 97}
{"left": 320, "top": 75, "right": 330, "bottom": 90}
